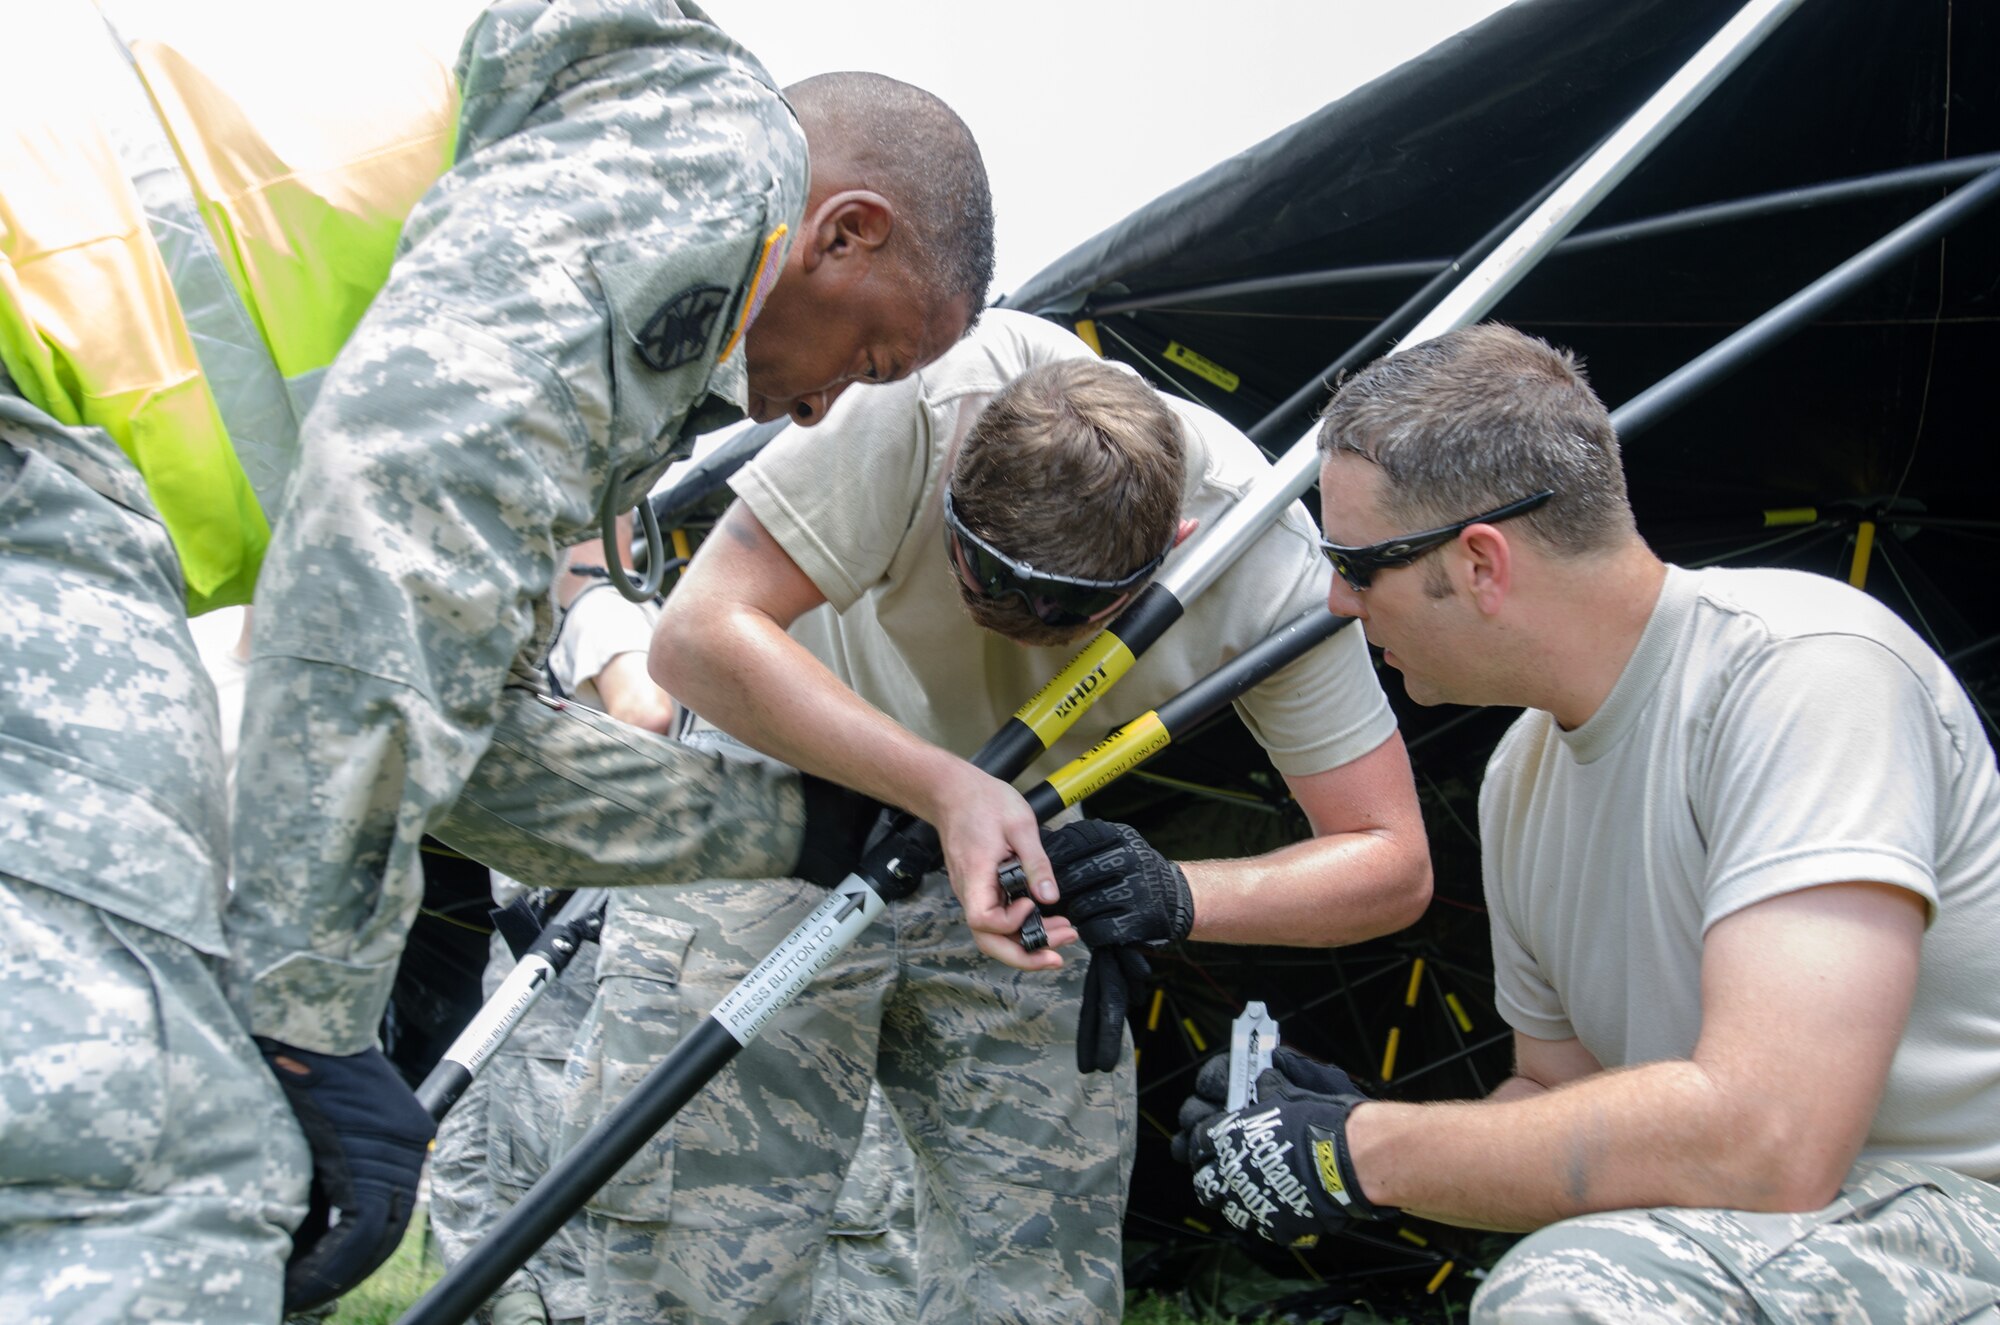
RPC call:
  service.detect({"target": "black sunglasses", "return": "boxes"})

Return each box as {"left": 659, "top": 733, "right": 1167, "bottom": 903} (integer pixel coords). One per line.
{"left": 1318, "top": 489, "right": 1555, "bottom": 591}
{"left": 942, "top": 490, "right": 1171, "bottom": 627}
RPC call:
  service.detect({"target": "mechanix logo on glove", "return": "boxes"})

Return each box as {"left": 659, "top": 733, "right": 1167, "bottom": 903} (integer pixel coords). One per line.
{"left": 1180, "top": 1047, "right": 1396, "bottom": 1248}
{"left": 1199, "top": 1106, "right": 1326, "bottom": 1248}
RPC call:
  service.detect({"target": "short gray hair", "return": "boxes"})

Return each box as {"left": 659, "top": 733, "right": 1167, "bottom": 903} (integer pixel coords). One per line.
{"left": 787, "top": 72, "right": 995, "bottom": 317}
{"left": 1317, "top": 323, "right": 1635, "bottom": 555}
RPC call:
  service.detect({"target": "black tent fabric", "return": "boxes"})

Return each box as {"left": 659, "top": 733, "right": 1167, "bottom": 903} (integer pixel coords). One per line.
{"left": 995, "top": 0, "right": 1996, "bottom": 1314}
{"left": 1005, "top": 0, "right": 1994, "bottom": 677}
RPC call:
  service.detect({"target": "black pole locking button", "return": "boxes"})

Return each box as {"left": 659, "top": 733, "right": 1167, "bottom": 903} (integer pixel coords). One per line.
{"left": 997, "top": 859, "right": 1048, "bottom": 951}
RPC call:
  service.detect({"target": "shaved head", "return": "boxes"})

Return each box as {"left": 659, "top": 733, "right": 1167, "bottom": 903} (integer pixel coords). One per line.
{"left": 787, "top": 72, "right": 995, "bottom": 317}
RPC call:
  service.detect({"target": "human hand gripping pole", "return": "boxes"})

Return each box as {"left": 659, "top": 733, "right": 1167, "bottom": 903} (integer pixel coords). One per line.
{"left": 1173, "top": 1045, "right": 1395, "bottom": 1249}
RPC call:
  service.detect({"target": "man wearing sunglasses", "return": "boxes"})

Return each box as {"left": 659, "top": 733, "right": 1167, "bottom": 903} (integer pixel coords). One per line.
{"left": 1173, "top": 323, "right": 2000, "bottom": 1319}
{"left": 566, "top": 308, "right": 1431, "bottom": 1322}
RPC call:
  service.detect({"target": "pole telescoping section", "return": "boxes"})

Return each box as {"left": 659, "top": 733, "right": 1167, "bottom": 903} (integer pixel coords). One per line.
{"left": 398, "top": 4, "right": 1807, "bottom": 1318}
{"left": 413, "top": 887, "right": 608, "bottom": 1119}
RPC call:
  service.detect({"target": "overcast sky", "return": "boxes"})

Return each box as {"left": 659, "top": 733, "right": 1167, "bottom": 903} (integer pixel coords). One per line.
{"left": 700, "top": 0, "right": 1520, "bottom": 299}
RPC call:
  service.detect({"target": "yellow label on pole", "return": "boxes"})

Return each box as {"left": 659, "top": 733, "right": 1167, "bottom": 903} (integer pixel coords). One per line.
{"left": 1164, "top": 341, "right": 1240, "bottom": 392}
{"left": 1046, "top": 713, "right": 1171, "bottom": 806}
{"left": 1016, "top": 632, "right": 1139, "bottom": 740}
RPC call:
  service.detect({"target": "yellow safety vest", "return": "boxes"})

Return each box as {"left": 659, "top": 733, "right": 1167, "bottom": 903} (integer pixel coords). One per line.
{"left": 0, "top": 1, "right": 470, "bottom": 613}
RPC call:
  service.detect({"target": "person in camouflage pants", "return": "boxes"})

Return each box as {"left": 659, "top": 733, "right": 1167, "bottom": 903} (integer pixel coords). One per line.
{"left": 0, "top": 381, "right": 311, "bottom": 1325}
{"left": 429, "top": 566, "right": 919, "bottom": 1325}
{"left": 577, "top": 311, "right": 1429, "bottom": 1324}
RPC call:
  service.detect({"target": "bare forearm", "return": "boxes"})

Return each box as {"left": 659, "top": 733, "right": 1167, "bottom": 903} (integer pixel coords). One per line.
{"left": 1182, "top": 828, "right": 1430, "bottom": 946}
{"left": 1347, "top": 1059, "right": 1826, "bottom": 1231}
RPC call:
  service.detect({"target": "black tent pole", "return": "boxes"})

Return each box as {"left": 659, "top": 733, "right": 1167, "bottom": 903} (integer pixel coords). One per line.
{"left": 1086, "top": 151, "right": 2000, "bottom": 320}
{"left": 1614, "top": 165, "right": 2000, "bottom": 438}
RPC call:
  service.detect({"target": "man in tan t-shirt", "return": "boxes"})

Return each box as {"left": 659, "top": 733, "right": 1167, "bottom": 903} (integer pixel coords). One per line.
{"left": 561, "top": 309, "right": 1432, "bottom": 1322}
{"left": 1172, "top": 323, "right": 2000, "bottom": 1321}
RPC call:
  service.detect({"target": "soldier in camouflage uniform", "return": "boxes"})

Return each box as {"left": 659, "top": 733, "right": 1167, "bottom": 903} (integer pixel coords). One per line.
{"left": 0, "top": 380, "right": 312, "bottom": 1325}
{"left": 221, "top": 0, "right": 992, "bottom": 1309}
{"left": 4, "top": 0, "right": 987, "bottom": 1317}
{"left": 1173, "top": 324, "right": 2000, "bottom": 1322}
{"left": 226, "top": 0, "right": 989, "bottom": 1058}
{"left": 1, "top": 2, "right": 465, "bottom": 1317}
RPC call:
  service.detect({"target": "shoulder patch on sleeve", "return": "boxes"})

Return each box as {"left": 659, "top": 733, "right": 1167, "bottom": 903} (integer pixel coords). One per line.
{"left": 637, "top": 285, "right": 732, "bottom": 371}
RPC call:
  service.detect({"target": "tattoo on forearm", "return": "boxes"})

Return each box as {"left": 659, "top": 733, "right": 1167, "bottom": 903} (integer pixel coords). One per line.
{"left": 1563, "top": 1103, "right": 1608, "bottom": 1207}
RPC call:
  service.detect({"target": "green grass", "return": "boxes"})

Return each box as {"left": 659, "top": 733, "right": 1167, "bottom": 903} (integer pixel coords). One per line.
{"left": 323, "top": 1213, "right": 443, "bottom": 1325}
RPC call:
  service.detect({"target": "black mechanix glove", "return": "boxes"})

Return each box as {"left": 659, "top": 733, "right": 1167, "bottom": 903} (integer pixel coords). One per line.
{"left": 793, "top": 775, "right": 893, "bottom": 888}
{"left": 1041, "top": 819, "right": 1195, "bottom": 1074}
{"left": 257, "top": 1039, "right": 437, "bottom": 1313}
{"left": 1174, "top": 1045, "right": 1393, "bottom": 1248}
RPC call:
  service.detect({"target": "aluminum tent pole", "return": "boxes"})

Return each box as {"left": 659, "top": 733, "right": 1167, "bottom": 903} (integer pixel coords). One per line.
{"left": 1165, "top": 0, "right": 1808, "bottom": 610}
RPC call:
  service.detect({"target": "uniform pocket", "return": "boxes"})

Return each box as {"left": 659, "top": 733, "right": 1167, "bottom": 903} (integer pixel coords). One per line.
{"left": 0, "top": 883, "right": 168, "bottom": 1192}
{"left": 575, "top": 904, "right": 698, "bottom": 1221}
{"left": 488, "top": 1051, "right": 570, "bottom": 1195}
